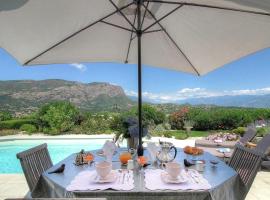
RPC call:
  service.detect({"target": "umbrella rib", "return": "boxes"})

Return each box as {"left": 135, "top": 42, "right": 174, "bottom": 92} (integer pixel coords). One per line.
{"left": 145, "top": 0, "right": 270, "bottom": 16}
{"left": 100, "top": 20, "right": 134, "bottom": 32}
{"left": 125, "top": 5, "right": 138, "bottom": 63}
{"left": 142, "top": 4, "right": 201, "bottom": 76}
{"left": 140, "top": 1, "right": 150, "bottom": 30}
{"left": 142, "top": 4, "right": 183, "bottom": 33}
{"left": 144, "top": 29, "right": 163, "bottom": 34}
{"left": 24, "top": 2, "right": 134, "bottom": 65}
{"left": 108, "top": 0, "right": 136, "bottom": 31}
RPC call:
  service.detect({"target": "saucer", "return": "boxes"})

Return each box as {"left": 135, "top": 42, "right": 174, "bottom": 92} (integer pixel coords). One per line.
{"left": 161, "top": 172, "right": 188, "bottom": 184}
{"left": 91, "top": 170, "right": 118, "bottom": 183}
{"left": 96, "top": 149, "right": 117, "bottom": 157}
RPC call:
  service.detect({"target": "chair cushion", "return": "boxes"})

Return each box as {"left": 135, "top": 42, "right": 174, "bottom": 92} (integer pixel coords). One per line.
{"left": 195, "top": 139, "right": 236, "bottom": 148}
{"left": 261, "top": 161, "right": 270, "bottom": 170}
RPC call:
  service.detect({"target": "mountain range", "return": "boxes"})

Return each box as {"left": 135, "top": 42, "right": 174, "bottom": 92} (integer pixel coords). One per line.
{"left": 179, "top": 94, "right": 270, "bottom": 108}
{"left": 0, "top": 79, "right": 134, "bottom": 115}
{"left": 0, "top": 79, "right": 269, "bottom": 116}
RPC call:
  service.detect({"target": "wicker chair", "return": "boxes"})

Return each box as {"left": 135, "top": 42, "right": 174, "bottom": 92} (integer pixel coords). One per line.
{"left": 228, "top": 144, "right": 263, "bottom": 199}
{"left": 252, "top": 134, "right": 270, "bottom": 154}
{"left": 16, "top": 143, "right": 53, "bottom": 192}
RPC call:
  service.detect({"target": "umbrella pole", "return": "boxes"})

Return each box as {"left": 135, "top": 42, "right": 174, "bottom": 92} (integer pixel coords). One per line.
{"left": 137, "top": 0, "right": 144, "bottom": 156}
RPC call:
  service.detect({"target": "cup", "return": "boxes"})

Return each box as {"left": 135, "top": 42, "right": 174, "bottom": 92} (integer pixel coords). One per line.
{"left": 165, "top": 162, "right": 181, "bottom": 180}
{"left": 95, "top": 161, "right": 112, "bottom": 179}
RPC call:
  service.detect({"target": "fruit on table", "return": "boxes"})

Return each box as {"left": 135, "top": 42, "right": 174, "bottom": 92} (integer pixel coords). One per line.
{"left": 84, "top": 153, "right": 94, "bottom": 162}
{"left": 184, "top": 146, "right": 203, "bottom": 155}
{"left": 137, "top": 156, "right": 148, "bottom": 166}
{"left": 119, "top": 152, "right": 132, "bottom": 164}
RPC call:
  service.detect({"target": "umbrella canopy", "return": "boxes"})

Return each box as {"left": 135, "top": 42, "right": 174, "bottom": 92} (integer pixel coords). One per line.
{"left": 1, "top": 0, "right": 270, "bottom": 154}
{"left": 1, "top": 0, "right": 270, "bottom": 75}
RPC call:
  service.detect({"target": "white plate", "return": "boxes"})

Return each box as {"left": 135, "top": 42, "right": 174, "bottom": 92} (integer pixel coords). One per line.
{"left": 91, "top": 170, "right": 118, "bottom": 183}
{"left": 161, "top": 172, "right": 188, "bottom": 184}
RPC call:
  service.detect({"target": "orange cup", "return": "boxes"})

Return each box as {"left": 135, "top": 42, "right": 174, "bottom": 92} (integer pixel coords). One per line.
{"left": 119, "top": 152, "right": 132, "bottom": 164}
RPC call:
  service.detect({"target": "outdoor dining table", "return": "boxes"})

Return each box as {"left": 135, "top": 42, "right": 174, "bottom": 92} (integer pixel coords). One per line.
{"left": 32, "top": 148, "right": 244, "bottom": 200}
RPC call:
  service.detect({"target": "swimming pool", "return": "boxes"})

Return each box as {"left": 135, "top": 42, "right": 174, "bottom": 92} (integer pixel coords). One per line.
{"left": 0, "top": 139, "right": 109, "bottom": 173}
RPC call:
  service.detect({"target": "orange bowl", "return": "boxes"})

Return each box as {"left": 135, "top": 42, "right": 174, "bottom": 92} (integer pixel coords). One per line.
{"left": 119, "top": 152, "right": 132, "bottom": 164}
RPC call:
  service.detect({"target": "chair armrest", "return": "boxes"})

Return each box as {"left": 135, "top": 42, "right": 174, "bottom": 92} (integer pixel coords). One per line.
{"left": 246, "top": 142, "right": 257, "bottom": 148}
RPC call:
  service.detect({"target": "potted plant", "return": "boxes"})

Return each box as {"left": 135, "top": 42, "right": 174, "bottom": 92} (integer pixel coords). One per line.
{"left": 115, "top": 117, "right": 148, "bottom": 149}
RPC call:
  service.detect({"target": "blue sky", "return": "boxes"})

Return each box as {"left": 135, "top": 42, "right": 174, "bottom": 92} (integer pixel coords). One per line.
{"left": 1, "top": 48, "right": 270, "bottom": 103}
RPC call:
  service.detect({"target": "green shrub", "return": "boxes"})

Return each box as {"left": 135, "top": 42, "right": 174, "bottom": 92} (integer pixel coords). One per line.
{"left": 232, "top": 127, "right": 246, "bottom": 136}
{"left": 256, "top": 127, "right": 270, "bottom": 137}
{"left": 153, "top": 124, "right": 166, "bottom": 132}
{"left": 20, "top": 124, "right": 37, "bottom": 134}
{"left": 0, "top": 111, "right": 12, "bottom": 121}
{"left": 0, "top": 119, "right": 36, "bottom": 130}
{"left": 162, "top": 131, "right": 173, "bottom": 138}
{"left": 80, "top": 114, "right": 111, "bottom": 134}
{"left": 37, "top": 101, "right": 79, "bottom": 134}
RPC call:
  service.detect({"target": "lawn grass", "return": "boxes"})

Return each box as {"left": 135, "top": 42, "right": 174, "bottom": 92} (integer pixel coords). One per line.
{"left": 152, "top": 130, "right": 209, "bottom": 140}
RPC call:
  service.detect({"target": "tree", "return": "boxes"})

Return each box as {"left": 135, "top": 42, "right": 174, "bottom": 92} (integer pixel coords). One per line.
{"left": 37, "top": 101, "right": 79, "bottom": 134}
{"left": 130, "top": 104, "right": 166, "bottom": 126}
{"left": 169, "top": 107, "right": 189, "bottom": 130}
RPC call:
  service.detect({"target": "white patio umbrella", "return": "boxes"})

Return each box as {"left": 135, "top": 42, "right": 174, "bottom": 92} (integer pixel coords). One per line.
{"left": 1, "top": 0, "right": 270, "bottom": 155}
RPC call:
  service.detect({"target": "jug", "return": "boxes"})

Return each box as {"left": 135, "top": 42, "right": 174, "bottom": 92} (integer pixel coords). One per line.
{"left": 157, "top": 141, "right": 177, "bottom": 163}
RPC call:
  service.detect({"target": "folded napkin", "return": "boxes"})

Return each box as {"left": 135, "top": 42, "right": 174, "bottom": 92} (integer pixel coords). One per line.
{"left": 66, "top": 170, "right": 134, "bottom": 191}
{"left": 216, "top": 148, "right": 231, "bottom": 153}
{"left": 102, "top": 140, "right": 117, "bottom": 162}
{"left": 144, "top": 169, "right": 211, "bottom": 191}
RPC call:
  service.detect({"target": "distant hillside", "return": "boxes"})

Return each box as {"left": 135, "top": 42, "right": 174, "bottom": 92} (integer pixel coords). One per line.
{"left": 181, "top": 94, "right": 270, "bottom": 108}
{"left": 0, "top": 80, "right": 134, "bottom": 115}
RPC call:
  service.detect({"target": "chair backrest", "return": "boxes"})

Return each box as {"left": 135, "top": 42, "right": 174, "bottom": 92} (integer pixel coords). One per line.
{"left": 239, "top": 127, "right": 256, "bottom": 144}
{"left": 255, "top": 134, "right": 270, "bottom": 154}
{"left": 16, "top": 143, "right": 53, "bottom": 192}
{"left": 229, "top": 144, "right": 263, "bottom": 199}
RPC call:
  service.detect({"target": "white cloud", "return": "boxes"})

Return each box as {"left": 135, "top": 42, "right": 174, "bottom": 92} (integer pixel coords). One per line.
{"left": 70, "top": 63, "right": 87, "bottom": 72}
{"left": 125, "top": 87, "right": 270, "bottom": 103}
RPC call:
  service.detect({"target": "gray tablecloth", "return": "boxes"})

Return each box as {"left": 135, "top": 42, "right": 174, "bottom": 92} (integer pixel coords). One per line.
{"left": 32, "top": 148, "right": 244, "bottom": 200}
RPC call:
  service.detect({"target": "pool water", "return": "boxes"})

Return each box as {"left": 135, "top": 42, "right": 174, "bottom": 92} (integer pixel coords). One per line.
{"left": 0, "top": 139, "right": 108, "bottom": 173}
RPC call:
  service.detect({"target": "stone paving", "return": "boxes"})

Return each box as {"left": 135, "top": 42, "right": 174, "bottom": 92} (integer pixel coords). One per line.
{"left": 0, "top": 171, "right": 269, "bottom": 200}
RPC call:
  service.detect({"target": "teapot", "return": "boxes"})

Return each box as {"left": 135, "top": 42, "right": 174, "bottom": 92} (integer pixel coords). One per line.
{"left": 157, "top": 141, "right": 177, "bottom": 163}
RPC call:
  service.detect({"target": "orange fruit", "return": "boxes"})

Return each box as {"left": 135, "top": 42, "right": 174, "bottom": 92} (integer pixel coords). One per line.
{"left": 84, "top": 153, "right": 94, "bottom": 162}
{"left": 137, "top": 156, "right": 147, "bottom": 165}
{"left": 119, "top": 152, "right": 132, "bottom": 164}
